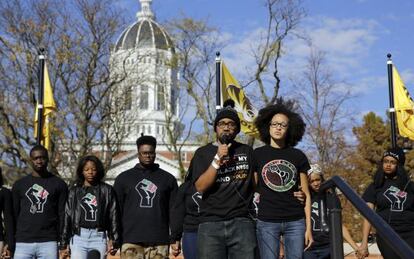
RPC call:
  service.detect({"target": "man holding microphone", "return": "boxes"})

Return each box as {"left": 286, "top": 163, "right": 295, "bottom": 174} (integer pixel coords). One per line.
{"left": 189, "top": 100, "right": 256, "bottom": 259}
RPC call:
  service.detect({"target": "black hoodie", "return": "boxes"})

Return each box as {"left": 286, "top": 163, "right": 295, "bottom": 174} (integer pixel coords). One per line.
{"left": 113, "top": 163, "right": 178, "bottom": 245}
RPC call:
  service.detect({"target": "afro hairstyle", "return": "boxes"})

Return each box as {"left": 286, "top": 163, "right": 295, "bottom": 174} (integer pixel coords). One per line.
{"left": 254, "top": 98, "right": 306, "bottom": 147}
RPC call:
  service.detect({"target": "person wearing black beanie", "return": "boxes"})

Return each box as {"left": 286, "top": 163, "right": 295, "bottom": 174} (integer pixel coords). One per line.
{"left": 360, "top": 147, "right": 414, "bottom": 259}
{"left": 190, "top": 99, "right": 256, "bottom": 259}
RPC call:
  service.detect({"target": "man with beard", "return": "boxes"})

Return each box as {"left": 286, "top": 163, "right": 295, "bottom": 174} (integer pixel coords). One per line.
{"left": 12, "top": 145, "right": 67, "bottom": 259}
{"left": 191, "top": 100, "right": 256, "bottom": 259}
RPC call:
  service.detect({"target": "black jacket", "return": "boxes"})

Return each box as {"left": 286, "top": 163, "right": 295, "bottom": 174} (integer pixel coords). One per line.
{"left": 0, "top": 187, "right": 15, "bottom": 252}
{"left": 60, "top": 182, "right": 120, "bottom": 249}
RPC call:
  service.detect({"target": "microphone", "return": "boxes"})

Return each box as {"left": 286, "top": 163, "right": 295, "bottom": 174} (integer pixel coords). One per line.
{"left": 221, "top": 134, "right": 231, "bottom": 145}
{"left": 220, "top": 134, "right": 232, "bottom": 161}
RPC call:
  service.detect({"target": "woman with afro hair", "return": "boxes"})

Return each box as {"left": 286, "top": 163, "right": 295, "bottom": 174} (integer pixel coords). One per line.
{"left": 253, "top": 99, "right": 313, "bottom": 259}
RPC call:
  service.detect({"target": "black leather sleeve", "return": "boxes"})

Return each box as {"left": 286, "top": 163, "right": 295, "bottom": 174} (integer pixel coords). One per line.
{"left": 59, "top": 188, "right": 74, "bottom": 249}
{"left": 108, "top": 185, "right": 121, "bottom": 248}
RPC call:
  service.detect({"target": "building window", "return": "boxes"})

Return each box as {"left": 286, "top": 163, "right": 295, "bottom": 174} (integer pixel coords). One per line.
{"left": 171, "top": 87, "right": 177, "bottom": 115}
{"left": 139, "top": 84, "right": 148, "bottom": 109}
{"left": 157, "top": 84, "right": 165, "bottom": 111}
{"left": 180, "top": 152, "right": 187, "bottom": 162}
{"left": 125, "top": 85, "right": 132, "bottom": 110}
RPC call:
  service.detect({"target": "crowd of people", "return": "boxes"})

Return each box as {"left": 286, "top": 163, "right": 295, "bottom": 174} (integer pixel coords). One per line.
{"left": 0, "top": 99, "right": 413, "bottom": 259}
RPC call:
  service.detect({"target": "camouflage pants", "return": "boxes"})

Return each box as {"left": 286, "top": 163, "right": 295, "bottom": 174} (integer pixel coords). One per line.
{"left": 121, "top": 243, "right": 169, "bottom": 259}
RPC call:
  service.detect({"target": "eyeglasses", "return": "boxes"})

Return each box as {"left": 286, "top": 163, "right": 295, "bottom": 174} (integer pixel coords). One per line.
{"left": 139, "top": 151, "right": 156, "bottom": 157}
{"left": 217, "top": 121, "right": 237, "bottom": 129}
{"left": 269, "top": 121, "right": 288, "bottom": 129}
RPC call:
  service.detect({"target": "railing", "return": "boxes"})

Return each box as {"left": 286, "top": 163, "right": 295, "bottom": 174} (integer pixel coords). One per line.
{"left": 319, "top": 175, "right": 414, "bottom": 259}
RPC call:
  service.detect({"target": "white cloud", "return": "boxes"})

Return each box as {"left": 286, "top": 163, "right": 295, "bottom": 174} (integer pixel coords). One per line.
{"left": 284, "top": 16, "right": 380, "bottom": 75}
{"left": 399, "top": 69, "right": 414, "bottom": 86}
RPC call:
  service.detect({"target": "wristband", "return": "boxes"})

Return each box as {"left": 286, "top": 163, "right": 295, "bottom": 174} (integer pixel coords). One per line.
{"left": 211, "top": 160, "right": 220, "bottom": 170}
{"left": 214, "top": 154, "right": 220, "bottom": 160}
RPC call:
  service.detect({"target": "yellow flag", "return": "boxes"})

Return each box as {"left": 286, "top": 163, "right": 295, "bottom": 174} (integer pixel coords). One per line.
{"left": 221, "top": 62, "right": 259, "bottom": 137}
{"left": 34, "top": 62, "right": 56, "bottom": 150}
{"left": 393, "top": 66, "right": 414, "bottom": 140}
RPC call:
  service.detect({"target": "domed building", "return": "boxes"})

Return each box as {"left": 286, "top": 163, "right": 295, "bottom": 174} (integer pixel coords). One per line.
{"left": 106, "top": 0, "right": 197, "bottom": 182}
{"left": 110, "top": 0, "right": 178, "bottom": 142}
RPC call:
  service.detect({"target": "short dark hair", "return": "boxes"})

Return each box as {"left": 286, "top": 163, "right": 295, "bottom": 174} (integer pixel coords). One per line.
{"left": 254, "top": 98, "right": 306, "bottom": 147}
{"left": 30, "top": 145, "right": 48, "bottom": 158}
{"left": 136, "top": 134, "right": 157, "bottom": 149}
{"left": 76, "top": 155, "right": 105, "bottom": 185}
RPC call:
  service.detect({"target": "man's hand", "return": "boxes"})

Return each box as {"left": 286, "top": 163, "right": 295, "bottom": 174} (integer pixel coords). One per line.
{"left": 1, "top": 245, "right": 12, "bottom": 259}
{"left": 171, "top": 241, "right": 181, "bottom": 257}
{"left": 356, "top": 243, "right": 369, "bottom": 259}
{"left": 106, "top": 239, "right": 118, "bottom": 256}
{"left": 217, "top": 142, "right": 232, "bottom": 164}
{"left": 293, "top": 187, "right": 306, "bottom": 204}
{"left": 59, "top": 247, "right": 70, "bottom": 259}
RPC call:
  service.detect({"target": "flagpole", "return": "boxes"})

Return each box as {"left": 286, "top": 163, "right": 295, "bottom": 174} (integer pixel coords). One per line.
{"left": 215, "top": 51, "right": 221, "bottom": 114}
{"left": 36, "top": 48, "right": 45, "bottom": 145}
{"left": 387, "top": 53, "right": 397, "bottom": 148}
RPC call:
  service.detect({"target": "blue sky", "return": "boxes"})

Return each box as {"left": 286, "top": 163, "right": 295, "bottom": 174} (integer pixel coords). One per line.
{"left": 117, "top": 0, "right": 414, "bottom": 122}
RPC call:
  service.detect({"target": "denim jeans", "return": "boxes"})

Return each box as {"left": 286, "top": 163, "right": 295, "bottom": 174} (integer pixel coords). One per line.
{"left": 197, "top": 217, "right": 256, "bottom": 259}
{"left": 182, "top": 231, "right": 198, "bottom": 259}
{"left": 14, "top": 241, "right": 58, "bottom": 259}
{"left": 303, "top": 245, "right": 330, "bottom": 259}
{"left": 70, "top": 228, "right": 107, "bottom": 259}
{"left": 256, "top": 218, "right": 305, "bottom": 259}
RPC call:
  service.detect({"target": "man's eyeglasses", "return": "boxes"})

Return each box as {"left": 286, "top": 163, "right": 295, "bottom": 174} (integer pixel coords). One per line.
{"left": 217, "top": 121, "right": 237, "bottom": 129}
{"left": 269, "top": 122, "right": 288, "bottom": 129}
{"left": 139, "top": 151, "right": 156, "bottom": 157}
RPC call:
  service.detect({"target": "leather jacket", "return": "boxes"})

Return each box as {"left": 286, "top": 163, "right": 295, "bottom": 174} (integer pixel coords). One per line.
{"left": 60, "top": 182, "right": 120, "bottom": 249}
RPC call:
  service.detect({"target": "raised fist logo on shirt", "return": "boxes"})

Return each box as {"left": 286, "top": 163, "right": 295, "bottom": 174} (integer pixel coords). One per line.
{"left": 136, "top": 179, "right": 158, "bottom": 208}
{"left": 25, "top": 184, "right": 49, "bottom": 214}
{"left": 262, "top": 159, "right": 296, "bottom": 192}
{"left": 192, "top": 192, "right": 202, "bottom": 213}
{"left": 383, "top": 186, "right": 407, "bottom": 212}
{"left": 80, "top": 193, "right": 98, "bottom": 221}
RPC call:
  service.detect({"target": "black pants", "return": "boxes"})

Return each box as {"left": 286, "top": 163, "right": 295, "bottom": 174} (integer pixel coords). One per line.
{"left": 377, "top": 230, "right": 414, "bottom": 259}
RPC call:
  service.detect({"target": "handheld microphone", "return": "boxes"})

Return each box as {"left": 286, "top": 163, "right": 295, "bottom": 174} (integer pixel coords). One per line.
{"left": 220, "top": 134, "right": 232, "bottom": 161}
{"left": 221, "top": 134, "right": 231, "bottom": 145}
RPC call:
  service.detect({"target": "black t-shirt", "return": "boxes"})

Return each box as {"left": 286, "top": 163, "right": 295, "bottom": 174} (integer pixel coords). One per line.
{"left": 362, "top": 179, "right": 414, "bottom": 232}
{"left": 170, "top": 181, "right": 201, "bottom": 239}
{"left": 12, "top": 173, "right": 68, "bottom": 242}
{"left": 183, "top": 184, "right": 201, "bottom": 232}
{"left": 309, "top": 192, "right": 332, "bottom": 249}
{"left": 79, "top": 186, "right": 99, "bottom": 229}
{"left": 254, "top": 145, "right": 310, "bottom": 222}
{"left": 114, "top": 164, "right": 178, "bottom": 245}
{"left": 191, "top": 141, "right": 254, "bottom": 222}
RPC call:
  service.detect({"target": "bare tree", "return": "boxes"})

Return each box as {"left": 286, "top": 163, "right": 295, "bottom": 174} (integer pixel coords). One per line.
{"left": 0, "top": 0, "right": 130, "bottom": 181}
{"left": 167, "top": 17, "right": 224, "bottom": 144}
{"left": 246, "top": 0, "right": 306, "bottom": 105}
{"left": 290, "top": 48, "right": 353, "bottom": 171}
